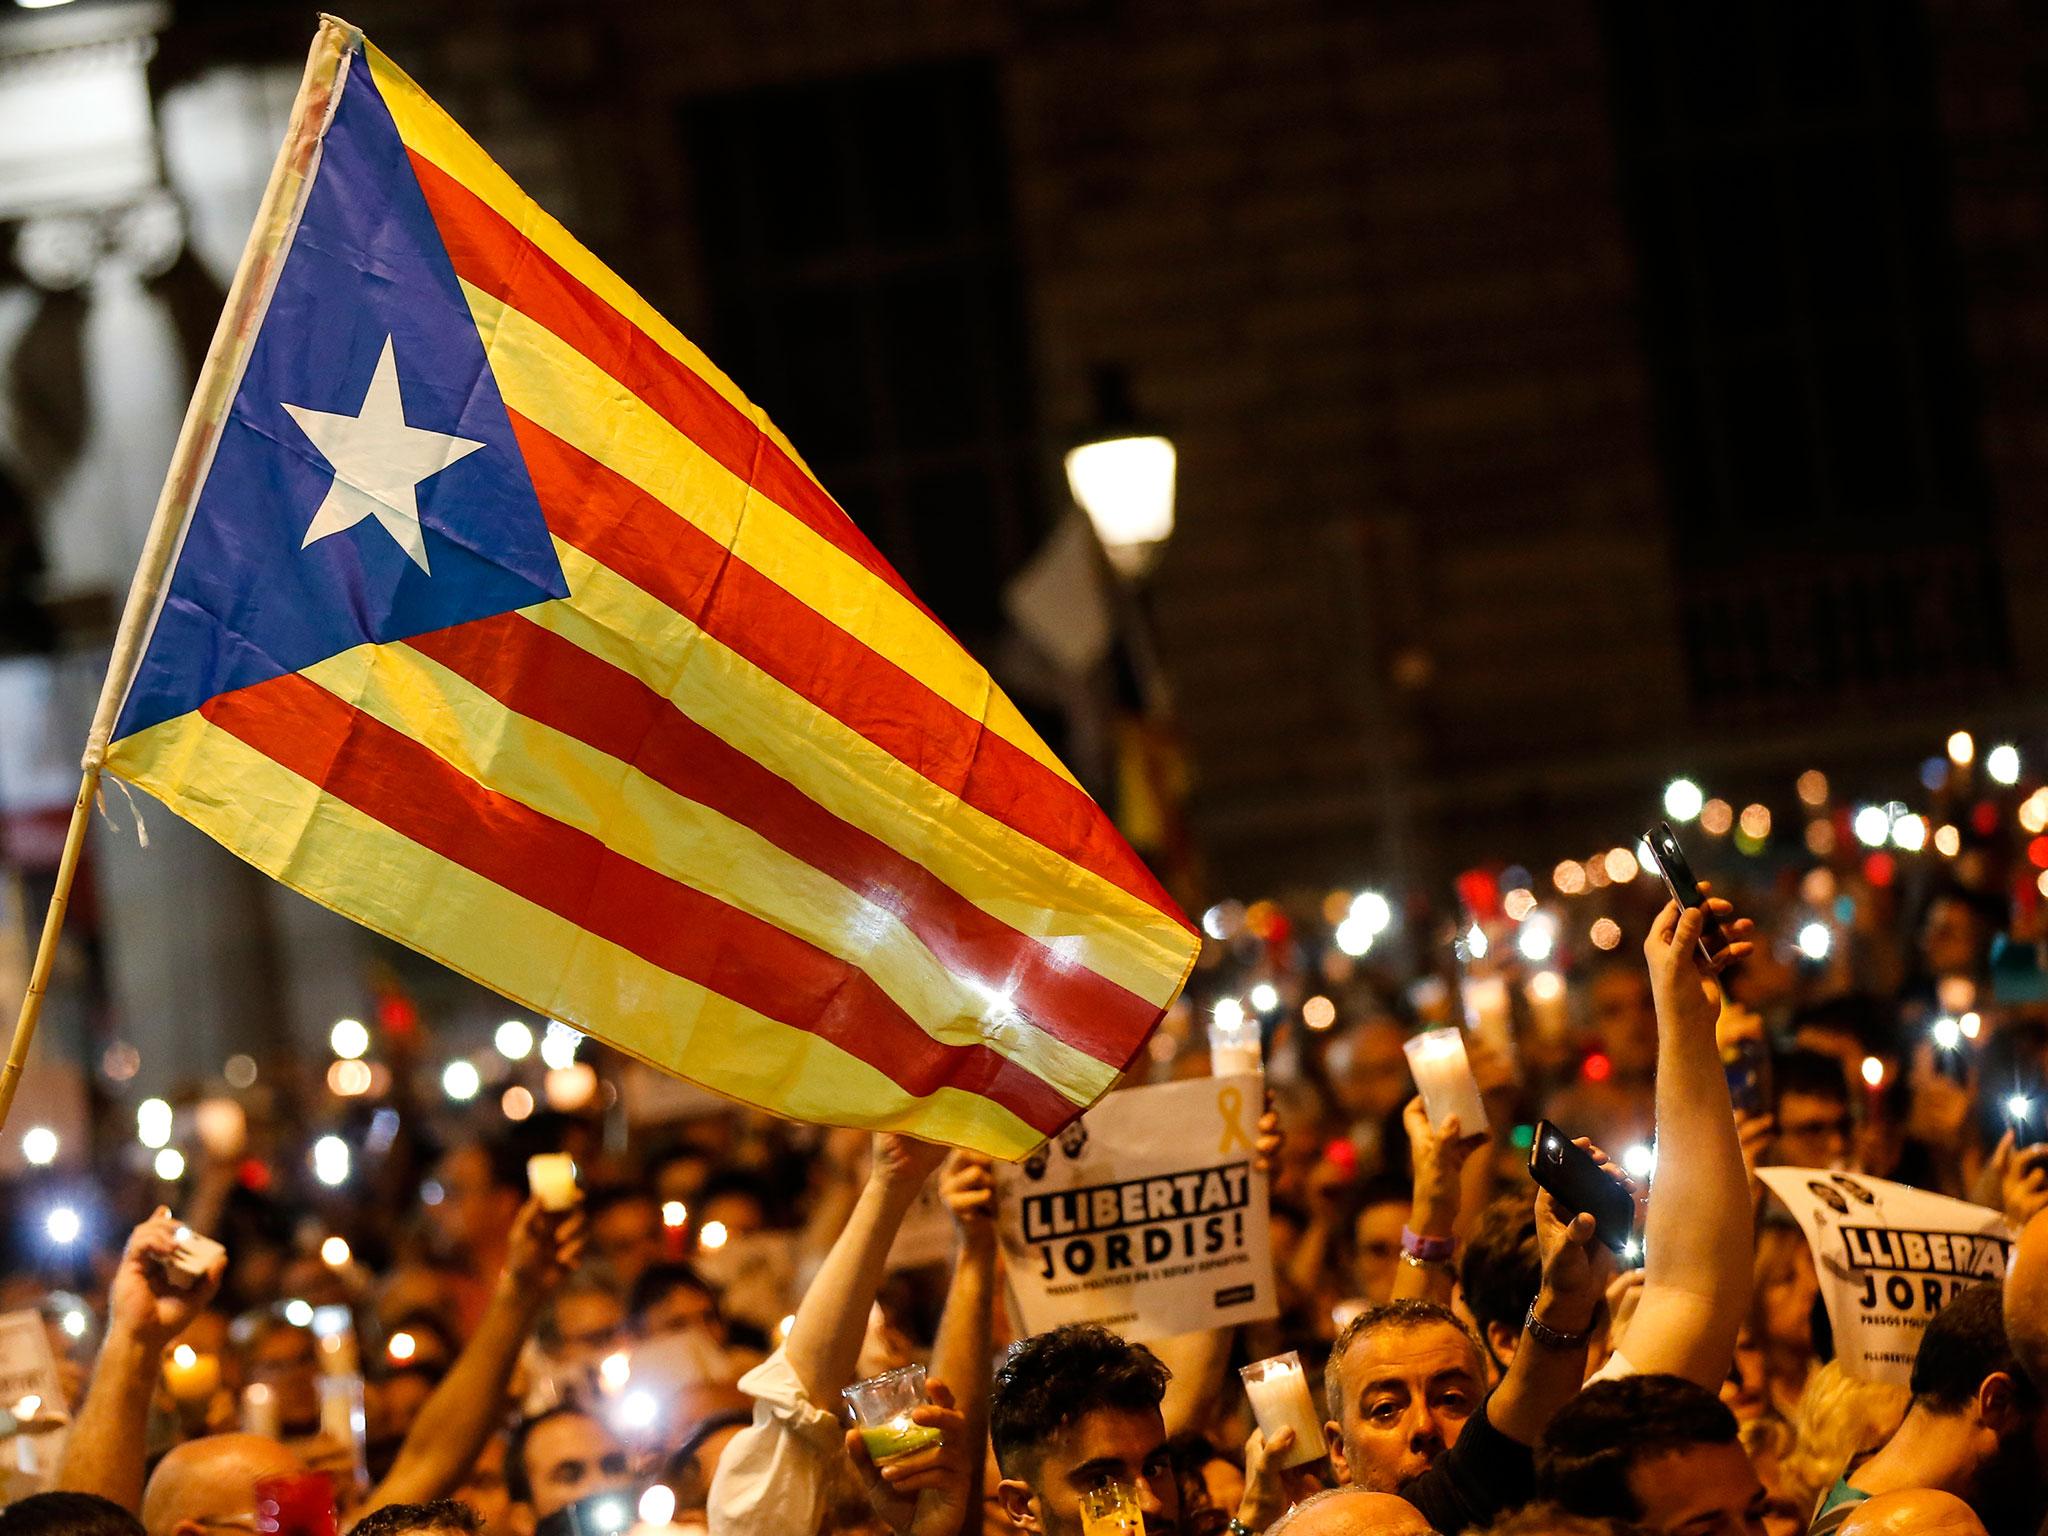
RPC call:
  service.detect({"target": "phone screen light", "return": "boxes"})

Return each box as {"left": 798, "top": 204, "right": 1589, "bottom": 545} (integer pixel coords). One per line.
{"left": 2010, "top": 1095, "right": 2034, "bottom": 1122}
{"left": 1932, "top": 1017, "right": 1963, "bottom": 1051}
{"left": 44, "top": 1206, "right": 80, "bottom": 1245}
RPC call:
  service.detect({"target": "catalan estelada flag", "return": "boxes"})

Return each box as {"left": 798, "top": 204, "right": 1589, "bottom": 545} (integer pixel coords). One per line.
{"left": 88, "top": 19, "right": 1197, "bottom": 1157}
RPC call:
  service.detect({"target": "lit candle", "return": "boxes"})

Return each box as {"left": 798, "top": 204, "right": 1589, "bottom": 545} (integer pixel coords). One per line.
{"left": 1239, "top": 1351, "right": 1325, "bottom": 1469}
{"left": 1207, "top": 1006, "right": 1263, "bottom": 1078}
{"left": 164, "top": 1344, "right": 221, "bottom": 1405}
{"left": 526, "top": 1153, "right": 580, "bottom": 1212}
{"left": 1460, "top": 975, "right": 1514, "bottom": 1063}
{"left": 1403, "top": 1027, "right": 1489, "bottom": 1137}
{"left": 242, "top": 1382, "right": 280, "bottom": 1438}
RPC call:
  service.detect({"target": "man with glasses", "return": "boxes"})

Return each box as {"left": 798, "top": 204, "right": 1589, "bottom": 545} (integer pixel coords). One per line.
{"left": 1770, "top": 1051, "right": 1855, "bottom": 1171}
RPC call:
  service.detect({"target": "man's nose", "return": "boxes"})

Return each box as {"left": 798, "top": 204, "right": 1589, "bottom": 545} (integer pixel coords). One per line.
{"left": 1406, "top": 1402, "right": 1446, "bottom": 1452}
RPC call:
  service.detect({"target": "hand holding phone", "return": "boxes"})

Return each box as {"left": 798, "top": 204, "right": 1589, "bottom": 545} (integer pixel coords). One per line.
{"left": 1528, "top": 1120, "right": 1638, "bottom": 1257}
{"left": 1643, "top": 822, "right": 1729, "bottom": 965}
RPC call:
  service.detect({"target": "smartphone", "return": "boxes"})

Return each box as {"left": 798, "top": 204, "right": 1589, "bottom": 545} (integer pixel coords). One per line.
{"left": 1722, "top": 1036, "right": 1770, "bottom": 1118}
{"left": 1643, "top": 821, "right": 1729, "bottom": 965}
{"left": 1528, "top": 1120, "right": 1637, "bottom": 1257}
{"left": 2006, "top": 1092, "right": 2047, "bottom": 1151}
{"left": 535, "top": 1491, "right": 635, "bottom": 1536}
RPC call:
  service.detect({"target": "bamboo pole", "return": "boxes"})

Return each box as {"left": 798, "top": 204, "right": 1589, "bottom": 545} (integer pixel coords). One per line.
{"left": 0, "top": 17, "right": 361, "bottom": 1138}
{"left": 0, "top": 767, "right": 99, "bottom": 1132}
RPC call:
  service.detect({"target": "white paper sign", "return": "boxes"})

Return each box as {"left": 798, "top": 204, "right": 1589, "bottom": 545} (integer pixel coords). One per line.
{"left": 998, "top": 1074, "right": 1275, "bottom": 1343}
{"left": 1759, "top": 1167, "right": 2012, "bottom": 1384}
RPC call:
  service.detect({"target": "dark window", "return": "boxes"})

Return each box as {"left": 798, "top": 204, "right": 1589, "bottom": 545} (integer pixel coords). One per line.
{"left": 681, "top": 60, "right": 1041, "bottom": 648}
{"left": 1601, "top": 0, "right": 2007, "bottom": 715}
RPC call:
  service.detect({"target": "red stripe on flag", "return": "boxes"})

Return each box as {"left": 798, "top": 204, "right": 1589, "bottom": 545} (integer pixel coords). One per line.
{"left": 406, "top": 150, "right": 938, "bottom": 625}
{"left": 200, "top": 670, "right": 1076, "bottom": 1135}
{"left": 408, "top": 612, "right": 1162, "bottom": 1067}
{"left": 511, "top": 413, "right": 1189, "bottom": 929}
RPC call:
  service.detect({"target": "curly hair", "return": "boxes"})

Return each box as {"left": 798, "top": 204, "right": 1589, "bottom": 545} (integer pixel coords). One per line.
{"left": 991, "top": 1324, "right": 1171, "bottom": 1483}
{"left": 1778, "top": 1360, "right": 1909, "bottom": 1514}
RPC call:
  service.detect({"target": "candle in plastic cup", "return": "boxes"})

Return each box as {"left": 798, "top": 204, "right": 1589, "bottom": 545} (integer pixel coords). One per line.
{"left": 1403, "top": 1027, "right": 1488, "bottom": 1137}
{"left": 1078, "top": 1482, "right": 1146, "bottom": 1535}
{"left": 1207, "top": 1019, "right": 1263, "bottom": 1078}
{"left": 842, "top": 1364, "right": 941, "bottom": 1464}
{"left": 526, "top": 1153, "right": 579, "bottom": 1212}
{"left": 1240, "top": 1351, "right": 1325, "bottom": 1469}
{"left": 164, "top": 1344, "right": 221, "bottom": 1404}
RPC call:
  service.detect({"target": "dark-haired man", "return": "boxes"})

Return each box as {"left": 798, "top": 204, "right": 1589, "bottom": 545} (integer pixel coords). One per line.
{"left": 1536, "top": 1373, "right": 1770, "bottom": 1534}
{"left": 1458, "top": 1197, "right": 1542, "bottom": 1376}
{"left": 349, "top": 1502, "right": 482, "bottom": 1536}
{"left": 505, "top": 1408, "right": 631, "bottom": 1532}
{"left": 1810, "top": 1282, "right": 2046, "bottom": 1536}
{"left": 0, "top": 1495, "right": 144, "bottom": 1536}
{"left": 991, "top": 1323, "right": 1180, "bottom": 1534}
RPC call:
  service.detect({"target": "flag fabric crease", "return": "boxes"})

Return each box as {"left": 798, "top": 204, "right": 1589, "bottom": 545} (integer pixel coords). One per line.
{"left": 95, "top": 19, "right": 1197, "bottom": 1158}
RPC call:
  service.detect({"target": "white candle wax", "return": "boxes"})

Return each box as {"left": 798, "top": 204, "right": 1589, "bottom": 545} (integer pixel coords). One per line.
{"left": 1402, "top": 1027, "right": 1489, "bottom": 1137}
{"left": 1207, "top": 1018, "right": 1263, "bottom": 1078}
{"left": 526, "top": 1153, "right": 580, "bottom": 1212}
{"left": 1241, "top": 1354, "right": 1325, "bottom": 1468}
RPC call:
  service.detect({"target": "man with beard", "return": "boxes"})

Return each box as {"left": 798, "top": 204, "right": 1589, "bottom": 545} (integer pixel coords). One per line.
{"left": 1809, "top": 1283, "right": 2046, "bottom": 1535}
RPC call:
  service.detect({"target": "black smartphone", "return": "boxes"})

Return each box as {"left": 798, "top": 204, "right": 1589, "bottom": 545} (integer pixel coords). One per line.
{"left": 534, "top": 1492, "right": 635, "bottom": 1536}
{"left": 1528, "top": 1120, "right": 1638, "bottom": 1257}
{"left": 1722, "top": 1036, "right": 1771, "bottom": 1118}
{"left": 1643, "top": 821, "right": 1729, "bottom": 965}
{"left": 2006, "top": 1091, "right": 2048, "bottom": 1152}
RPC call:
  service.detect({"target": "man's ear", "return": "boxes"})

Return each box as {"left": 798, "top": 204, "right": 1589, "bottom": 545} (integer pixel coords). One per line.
{"left": 1485, "top": 1321, "right": 1519, "bottom": 1376}
{"left": 174, "top": 1521, "right": 209, "bottom": 1536}
{"left": 1324, "top": 1419, "right": 1351, "bottom": 1486}
{"left": 995, "top": 1478, "right": 1042, "bottom": 1532}
{"left": 1979, "top": 1371, "right": 2023, "bottom": 1433}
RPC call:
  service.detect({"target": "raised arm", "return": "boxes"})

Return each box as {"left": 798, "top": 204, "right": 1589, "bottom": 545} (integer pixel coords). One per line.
{"left": 58, "top": 1209, "right": 224, "bottom": 1510}
{"left": 928, "top": 1154, "right": 996, "bottom": 1506}
{"left": 1615, "top": 893, "right": 1757, "bottom": 1389}
{"left": 1389, "top": 1095, "right": 1486, "bottom": 1305}
{"left": 1486, "top": 1181, "right": 1621, "bottom": 1445}
{"left": 357, "top": 1198, "right": 581, "bottom": 1518}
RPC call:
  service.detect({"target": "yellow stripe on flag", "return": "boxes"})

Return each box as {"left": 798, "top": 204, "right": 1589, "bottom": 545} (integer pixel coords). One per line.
{"left": 300, "top": 638, "right": 1119, "bottom": 1105}
{"left": 460, "top": 281, "right": 1080, "bottom": 793}
{"left": 362, "top": 43, "right": 823, "bottom": 483}
{"left": 106, "top": 706, "right": 1048, "bottom": 1158}
{"left": 533, "top": 542, "right": 1193, "bottom": 1006}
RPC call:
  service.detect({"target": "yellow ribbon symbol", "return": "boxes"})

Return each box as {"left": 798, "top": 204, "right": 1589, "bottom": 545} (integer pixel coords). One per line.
{"left": 1217, "top": 1085, "right": 1252, "bottom": 1155}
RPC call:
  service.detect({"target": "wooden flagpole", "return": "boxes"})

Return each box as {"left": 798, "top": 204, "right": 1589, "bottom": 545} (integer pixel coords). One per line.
{"left": 0, "top": 16, "right": 362, "bottom": 1136}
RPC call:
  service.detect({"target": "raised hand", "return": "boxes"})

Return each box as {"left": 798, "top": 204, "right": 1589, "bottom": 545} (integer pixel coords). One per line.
{"left": 939, "top": 1151, "right": 996, "bottom": 1247}
{"left": 1403, "top": 1094, "right": 1489, "bottom": 1233}
{"left": 844, "top": 1380, "right": 974, "bottom": 1536}
{"left": 1644, "top": 883, "right": 1756, "bottom": 1038}
{"left": 872, "top": 1133, "right": 951, "bottom": 1195}
{"left": 503, "top": 1197, "right": 585, "bottom": 1294}
{"left": 108, "top": 1208, "right": 224, "bottom": 1348}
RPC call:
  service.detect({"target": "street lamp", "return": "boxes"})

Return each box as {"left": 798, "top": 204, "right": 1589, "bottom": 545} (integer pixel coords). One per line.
{"left": 1064, "top": 368, "right": 1175, "bottom": 579}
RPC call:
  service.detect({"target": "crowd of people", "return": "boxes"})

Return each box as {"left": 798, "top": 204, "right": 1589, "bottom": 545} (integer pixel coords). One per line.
{"left": 5, "top": 831, "right": 2048, "bottom": 1536}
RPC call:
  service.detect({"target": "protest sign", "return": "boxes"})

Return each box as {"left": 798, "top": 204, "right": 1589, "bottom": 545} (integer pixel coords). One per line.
{"left": 997, "top": 1073, "right": 1275, "bottom": 1342}
{"left": 1759, "top": 1167, "right": 2012, "bottom": 1384}
{"left": 0, "top": 1309, "right": 68, "bottom": 1498}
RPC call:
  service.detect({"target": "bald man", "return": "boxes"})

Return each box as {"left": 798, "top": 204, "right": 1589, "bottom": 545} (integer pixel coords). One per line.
{"left": 1267, "top": 1488, "right": 1436, "bottom": 1535}
{"left": 1837, "top": 1488, "right": 1987, "bottom": 1536}
{"left": 141, "top": 1435, "right": 307, "bottom": 1536}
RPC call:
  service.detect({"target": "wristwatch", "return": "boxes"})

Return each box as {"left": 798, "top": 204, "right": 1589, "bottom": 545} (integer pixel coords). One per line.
{"left": 1523, "top": 1298, "right": 1591, "bottom": 1350}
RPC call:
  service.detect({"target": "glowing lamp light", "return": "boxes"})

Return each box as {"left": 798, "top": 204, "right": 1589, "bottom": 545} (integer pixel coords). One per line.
{"left": 1700, "top": 799, "right": 1734, "bottom": 835}
{"left": 1961, "top": 1012, "right": 1984, "bottom": 1041}
{"left": 638, "top": 1487, "right": 677, "bottom": 1528}
{"left": 662, "top": 1201, "right": 688, "bottom": 1229}
{"left": 1249, "top": 983, "right": 1280, "bottom": 1014}
{"left": 1935, "top": 824, "right": 1962, "bottom": 857}
{"left": 224, "top": 1054, "right": 259, "bottom": 1089}
{"left": 1796, "top": 923, "right": 1831, "bottom": 962}
{"left": 1065, "top": 431, "right": 1177, "bottom": 580}
{"left": 1302, "top": 995, "right": 1337, "bottom": 1030}
{"left": 312, "top": 1135, "right": 350, "bottom": 1188}
{"left": 327, "top": 1059, "right": 372, "bottom": 1097}
{"left": 1527, "top": 970, "right": 1565, "bottom": 1003}
{"left": 1797, "top": 770, "right": 1830, "bottom": 807}
{"left": 20, "top": 1127, "right": 58, "bottom": 1167}
{"left": 618, "top": 1389, "right": 659, "bottom": 1430}
{"left": 1333, "top": 916, "right": 1375, "bottom": 956}
{"left": 1212, "top": 998, "right": 1245, "bottom": 1032}
{"left": 154, "top": 1148, "right": 186, "bottom": 1181}
{"left": 1603, "top": 847, "right": 1638, "bottom": 883}
{"left": 388, "top": 1332, "right": 417, "bottom": 1363}
{"left": 1853, "top": 806, "right": 1892, "bottom": 848}
{"left": 1932, "top": 1016, "right": 1963, "bottom": 1052}
{"left": 2009, "top": 1095, "right": 2034, "bottom": 1123}
{"left": 1949, "top": 730, "right": 1977, "bottom": 766}
{"left": 441, "top": 1060, "right": 481, "bottom": 1101}
{"left": 284, "top": 1299, "right": 314, "bottom": 1328}
{"left": 1350, "top": 891, "right": 1393, "bottom": 935}
{"left": 1517, "top": 916, "right": 1555, "bottom": 963}
{"left": 1860, "top": 1057, "right": 1885, "bottom": 1089}
{"left": 1739, "top": 804, "right": 1771, "bottom": 840}
{"left": 598, "top": 1351, "right": 631, "bottom": 1394}
{"left": 1990, "top": 744, "right": 2022, "bottom": 785}
{"left": 330, "top": 1018, "right": 369, "bottom": 1060}
{"left": 544, "top": 1063, "right": 598, "bottom": 1111}
{"left": 540, "top": 1022, "right": 583, "bottom": 1072}
{"left": 1553, "top": 860, "right": 1587, "bottom": 896}
{"left": 320, "top": 1236, "right": 351, "bottom": 1268}
{"left": 699, "top": 1220, "right": 730, "bottom": 1251}
{"left": 1891, "top": 813, "right": 1927, "bottom": 852}
{"left": 60, "top": 1310, "right": 86, "bottom": 1340}
{"left": 44, "top": 1206, "right": 80, "bottom": 1245}
{"left": 501, "top": 1086, "right": 535, "bottom": 1121}
{"left": 1663, "top": 778, "right": 1704, "bottom": 822}
{"left": 1621, "top": 1144, "right": 1657, "bottom": 1180}
{"left": 1464, "top": 922, "right": 1489, "bottom": 961}
{"left": 1589, "top": 918, "right": 1622, "bottom": 951}
{"left": 1502, "top": 888, "right": 1538, "bottom": 922}
{"left": 1583, "top": 1052, "right": 1612, "bottom": 1084}
{"left": 137, "top": 1098, "right": 173, "bottom": 1150}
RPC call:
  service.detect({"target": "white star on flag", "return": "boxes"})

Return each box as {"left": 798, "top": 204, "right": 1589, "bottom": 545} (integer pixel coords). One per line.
{"left": 284, "top": 335, "right": 483, "bottom": 574}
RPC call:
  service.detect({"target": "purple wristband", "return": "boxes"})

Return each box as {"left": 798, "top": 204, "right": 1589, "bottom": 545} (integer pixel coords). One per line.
{"left": 1401, "top": 1226, "right": 1455, "bottom": 1264}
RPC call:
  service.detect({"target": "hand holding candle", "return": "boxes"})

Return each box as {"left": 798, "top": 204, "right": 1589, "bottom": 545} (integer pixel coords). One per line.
{"left": 1208, "top": 999, "right": 1263, "bottom": 1078}
{"left": 1240, "top": 1351, "right": 1326, "bottom": 1470}
{"left": 1403, "top": 1027, "right": 1489, "bottom": 1138}
{"left": 526, "top": 1153, "right": 579, "bottom": 1212}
